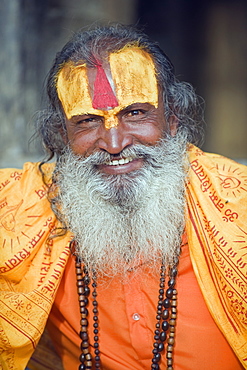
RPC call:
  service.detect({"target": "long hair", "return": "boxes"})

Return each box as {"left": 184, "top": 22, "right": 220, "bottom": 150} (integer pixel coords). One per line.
{"left": 36, "top": 24, "right": 204, "bottom": 162}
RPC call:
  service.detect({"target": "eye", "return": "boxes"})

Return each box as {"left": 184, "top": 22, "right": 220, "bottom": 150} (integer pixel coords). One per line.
{"left": 73, "top": 115, "right": 102, "bottom": 129}
{"left": 125, "top": 109, "right": 145, "bottom": 117}
{"left": 77, "top": 116, "right": 101, "bottom": 124}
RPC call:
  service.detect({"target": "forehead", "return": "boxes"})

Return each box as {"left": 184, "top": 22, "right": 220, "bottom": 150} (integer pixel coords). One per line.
{"left": 56, "top": 47, "right": 159, "bottom": 119}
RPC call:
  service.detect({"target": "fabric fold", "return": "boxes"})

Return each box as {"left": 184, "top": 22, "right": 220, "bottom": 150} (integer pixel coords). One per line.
{"left": 0, "top": 146, "right": 246, "bottom": 368}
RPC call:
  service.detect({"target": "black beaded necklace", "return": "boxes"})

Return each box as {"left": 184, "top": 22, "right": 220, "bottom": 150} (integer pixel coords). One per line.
{"left": 72, "top": 240, "right": 180, "bottom": 370}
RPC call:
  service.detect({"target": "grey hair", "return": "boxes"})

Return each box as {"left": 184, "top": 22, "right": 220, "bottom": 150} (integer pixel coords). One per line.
{"left": 36, "top": 24, "right": 204, "bottom": 161}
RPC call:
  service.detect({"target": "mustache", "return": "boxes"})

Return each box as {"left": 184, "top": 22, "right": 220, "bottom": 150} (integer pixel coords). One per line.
{"left": 61, "top": 138, "right": 177, "bottom": 169}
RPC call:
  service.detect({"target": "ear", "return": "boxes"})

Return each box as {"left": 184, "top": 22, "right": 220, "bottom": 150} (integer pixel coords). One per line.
{"left": 60, "top": 124, "right": 68, "bottom": 144}
{"left": 169, "top": 115, "right": 179, "bottom": 137}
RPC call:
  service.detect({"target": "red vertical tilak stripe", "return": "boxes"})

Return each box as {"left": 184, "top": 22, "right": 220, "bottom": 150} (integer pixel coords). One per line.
{"left": 92, "top": 65, "right": 118, "bottom": 109}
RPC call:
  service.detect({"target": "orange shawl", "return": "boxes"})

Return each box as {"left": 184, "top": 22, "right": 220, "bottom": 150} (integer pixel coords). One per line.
{"left": 0, "top": 145, "right": 246, "bottom": 369}
{"left": 186, "top": 146, "right": 247, "bottom": 367}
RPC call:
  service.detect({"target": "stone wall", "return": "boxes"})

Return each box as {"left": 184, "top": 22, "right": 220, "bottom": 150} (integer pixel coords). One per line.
{"left": 0, "top": 0, "right": 138, "bottom": 168}
{"left": 0, "top": 0, "right": 246, "bottom": 168}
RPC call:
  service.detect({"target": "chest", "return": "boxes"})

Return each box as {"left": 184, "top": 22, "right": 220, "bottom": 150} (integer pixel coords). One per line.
{"left": 49, "top": 244, "right": 243, "bottom": 369}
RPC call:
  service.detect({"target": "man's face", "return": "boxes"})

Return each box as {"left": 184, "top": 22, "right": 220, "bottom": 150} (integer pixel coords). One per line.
{"left": 54, "top": 47, "right": 186, "bottom": 273}
{"left": 57, "top": 47, "right": 177, "bottom": 176}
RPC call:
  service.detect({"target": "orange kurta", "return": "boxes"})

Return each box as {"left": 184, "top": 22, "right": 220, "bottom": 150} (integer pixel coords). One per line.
{"left": 0, "top": 145, "right": 247, "bottom": 369}
{"left": 47, "top": 238, "right": 244, "bottom": 369}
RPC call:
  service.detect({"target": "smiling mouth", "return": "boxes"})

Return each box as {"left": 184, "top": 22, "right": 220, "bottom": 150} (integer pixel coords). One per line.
{"left": 104, "top": 157, "right": 134, "bottom": 166}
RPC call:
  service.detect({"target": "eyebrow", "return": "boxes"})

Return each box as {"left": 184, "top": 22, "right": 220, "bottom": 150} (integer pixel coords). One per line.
{"left": 69, "top": 102, "right": 155, "bottom": 121}
{"left": 120, "top": 102, "right": 154, "bottom": 112}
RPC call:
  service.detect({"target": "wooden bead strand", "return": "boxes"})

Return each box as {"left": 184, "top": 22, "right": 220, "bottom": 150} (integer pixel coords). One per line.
{"left": 92, "top": 270, "right": 101, "bottom": 369}
{"left": 165, "top": 249, "right": 180, "bottom": 370}
{"left": 75, "top": 256, "right": 92, "bottom": 370}
{"left": 72, "top": 238, "right": 181, "bottom": 370}
{"left": 151, "top": 264, "right": 166, "bottom": 370}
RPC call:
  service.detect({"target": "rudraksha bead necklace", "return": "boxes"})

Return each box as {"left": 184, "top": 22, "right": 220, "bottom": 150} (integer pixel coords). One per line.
{"left": 73, "top": 241, "right": 180, "bottom": 370}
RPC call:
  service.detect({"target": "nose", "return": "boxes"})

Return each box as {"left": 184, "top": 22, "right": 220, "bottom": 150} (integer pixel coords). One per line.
{"left": 97, "top": 126, "right": 133, "bottom": 154}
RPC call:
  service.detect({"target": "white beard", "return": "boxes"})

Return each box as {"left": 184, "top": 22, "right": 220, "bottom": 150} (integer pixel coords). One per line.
{"left": 52, "top": 133, "right": 188, "bottom": 278}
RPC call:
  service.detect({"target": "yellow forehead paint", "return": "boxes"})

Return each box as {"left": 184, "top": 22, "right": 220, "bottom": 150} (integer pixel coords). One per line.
{"left": 109, "top": 47, "right": 158, "bottom": 109}
{"left": 56, "top": 47, "right": 159, "bottom": 129}
{"left": 56, "top": 62, "right": 91, "bottom": 118}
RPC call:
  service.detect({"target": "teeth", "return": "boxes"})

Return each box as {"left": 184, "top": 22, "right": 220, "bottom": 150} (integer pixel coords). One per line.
{"left": 107, "top": 157, "right": 133, "bottom": 166}
{"left": 118, "top": 158, "right": 125, "bottom": 165}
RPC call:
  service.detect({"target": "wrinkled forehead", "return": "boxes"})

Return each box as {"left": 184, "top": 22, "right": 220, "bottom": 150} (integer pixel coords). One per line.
{"left": 56, "top": 47, "right": 159, "bottom": 119}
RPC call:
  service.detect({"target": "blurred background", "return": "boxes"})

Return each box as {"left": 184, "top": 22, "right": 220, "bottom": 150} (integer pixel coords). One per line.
{"left": 0, "top": 0, "right": 246, "bottom": 167}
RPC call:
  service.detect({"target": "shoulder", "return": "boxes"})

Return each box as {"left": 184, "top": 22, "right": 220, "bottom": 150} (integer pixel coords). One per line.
{"left": 187, "top": 144, "right": 247, "bottom": 202}
{"left": 186, "top": 144, "right": 247, "bottom": 234}
{"left": 0, "top": 162, "right": 55, "bottom": 237}
{"left": 0, "top": 162, "right": 55, "bottom": 196}
{"left": 188, "top": 144, "right": 247, "bottom": 172}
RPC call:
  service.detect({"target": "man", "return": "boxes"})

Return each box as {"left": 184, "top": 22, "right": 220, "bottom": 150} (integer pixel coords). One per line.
{"left": 0, "top": 24, "right": 246, "bottom": 370}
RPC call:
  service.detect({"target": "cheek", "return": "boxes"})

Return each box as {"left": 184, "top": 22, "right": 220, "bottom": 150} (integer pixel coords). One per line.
{"left": 134, "top": 126, "right": 163, "bottom": 145}
{"left": 132, "top": 119, "right": 167, "bottom": 145}
{"left": 66, "top": 129, "right": 98, "bottom": 156}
